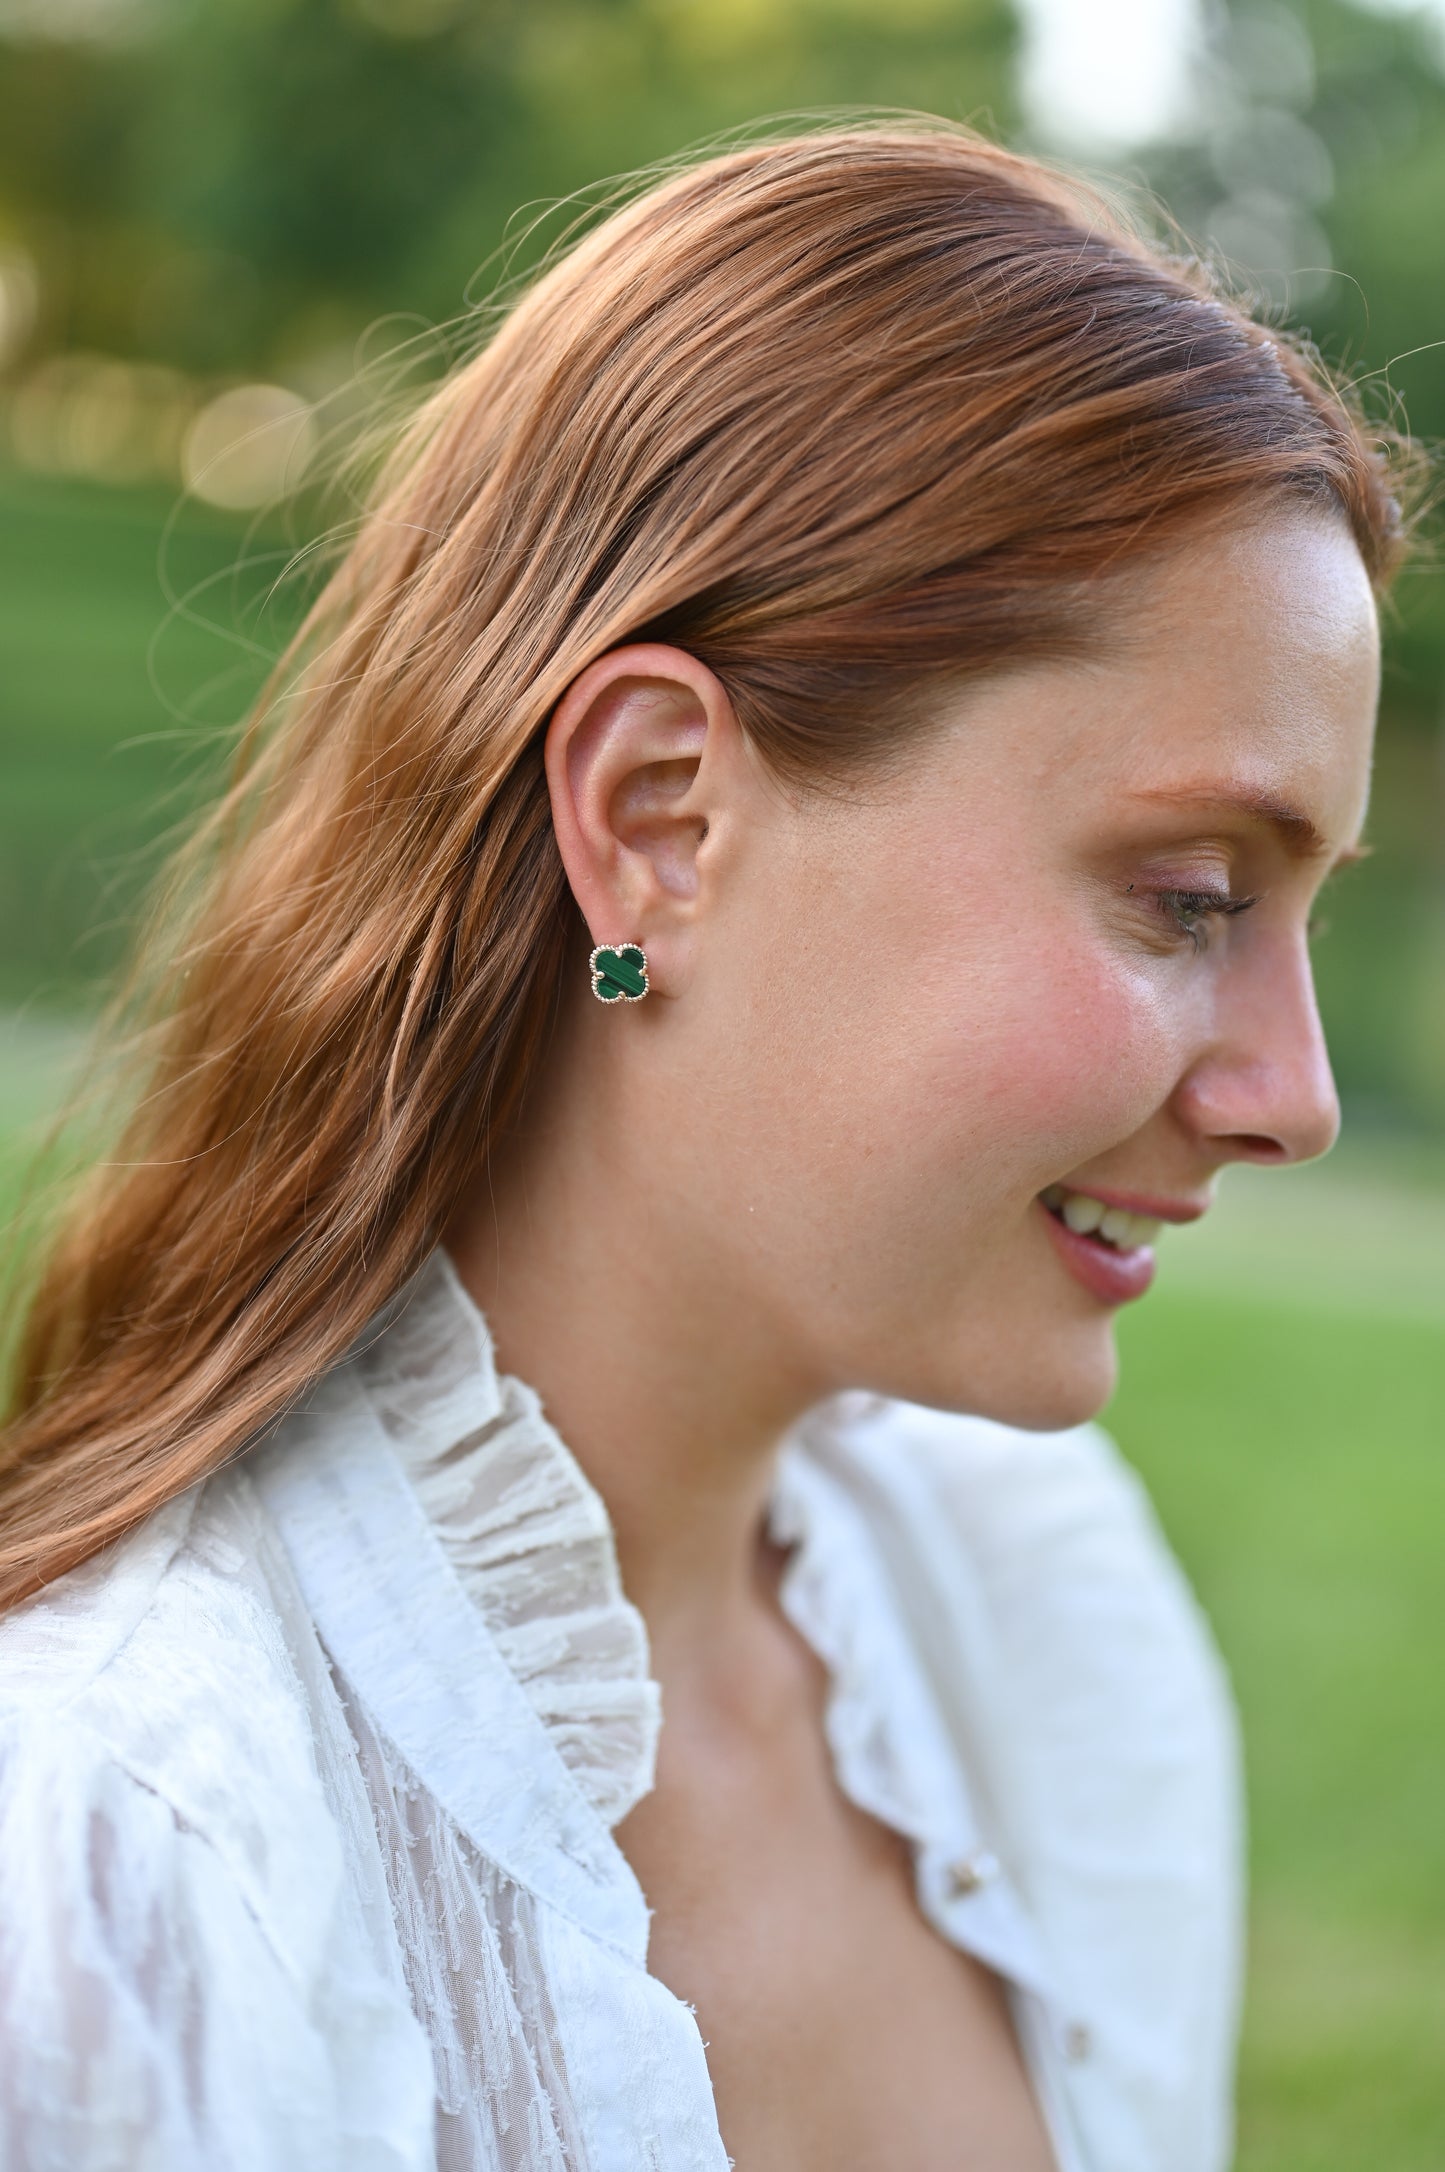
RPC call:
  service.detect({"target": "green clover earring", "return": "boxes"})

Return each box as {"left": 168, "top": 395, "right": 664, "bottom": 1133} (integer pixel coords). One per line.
{"left": 589, "top": 942, "right": 650, "bottom": 1004}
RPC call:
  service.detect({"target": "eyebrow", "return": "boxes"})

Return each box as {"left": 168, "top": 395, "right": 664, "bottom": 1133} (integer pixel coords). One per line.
{"left": 1125, "top": 786, "right": 1369, "bottom": 867}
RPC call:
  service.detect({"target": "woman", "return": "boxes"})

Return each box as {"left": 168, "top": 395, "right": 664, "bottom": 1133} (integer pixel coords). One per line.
{"left": 0, "top": 125, "right": 1408, "bottom": 2171}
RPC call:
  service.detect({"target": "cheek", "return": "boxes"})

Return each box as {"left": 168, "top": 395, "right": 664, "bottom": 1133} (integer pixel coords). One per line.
{"left": 706, "top": 829, "right": 1188, "bottom": 1234}
{"left": 880, "top": 937, "right": 1189, "bottom": 1201}
{"left": 976, "top": 952, "right": 1180, "bottom": 1151}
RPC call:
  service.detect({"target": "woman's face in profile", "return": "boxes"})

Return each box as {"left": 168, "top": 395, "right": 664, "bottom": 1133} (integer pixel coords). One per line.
{"left": 631, "top": 509, "right": 1381, "bottom": 1430}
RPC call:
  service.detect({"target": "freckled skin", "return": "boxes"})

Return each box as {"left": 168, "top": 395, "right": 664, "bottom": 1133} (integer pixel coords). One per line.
{"left": 447, "top": 509, "right": 1380, "bottom": 2170}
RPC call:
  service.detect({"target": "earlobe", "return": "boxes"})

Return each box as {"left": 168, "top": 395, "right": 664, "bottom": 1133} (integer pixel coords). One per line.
{"left": 543, "top": 644, "right": 736, "bottom": 985}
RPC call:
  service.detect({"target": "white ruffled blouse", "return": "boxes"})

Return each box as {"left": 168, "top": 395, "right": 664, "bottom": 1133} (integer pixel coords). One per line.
{"left": 0, "top": 1250, "right": 1242, "bottom": 2172}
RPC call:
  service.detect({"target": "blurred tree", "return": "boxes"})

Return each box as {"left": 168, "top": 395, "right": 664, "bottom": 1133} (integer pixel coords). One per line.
{"left": 0, "top": 0, "right": 1017, "bottom": 376}
{"left": 1142, "top": 0, "right": 1445, "bottom": 718}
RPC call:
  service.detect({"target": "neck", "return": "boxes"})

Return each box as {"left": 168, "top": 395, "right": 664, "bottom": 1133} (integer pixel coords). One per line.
{"left": 444, "top": 1053, "right": 821, "bottom": 1671}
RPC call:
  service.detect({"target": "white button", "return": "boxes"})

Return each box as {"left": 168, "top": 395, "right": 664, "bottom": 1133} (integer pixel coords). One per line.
{"left": 945, "top": 1850, "right": 1000, "bottom": 1898}
{"left": 1062, "top": 2022, "right": 1092, "bottom": 2062}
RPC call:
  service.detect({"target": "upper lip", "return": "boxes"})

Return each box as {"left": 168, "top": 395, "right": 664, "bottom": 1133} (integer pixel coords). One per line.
{"left": 1044, "top": 1183, "right": 1211, "bottom": 1226}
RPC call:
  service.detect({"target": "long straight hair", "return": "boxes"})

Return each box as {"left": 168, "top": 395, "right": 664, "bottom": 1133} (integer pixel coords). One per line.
{"left": 0, "top": 122, "right": 1412, "bottom": 1608}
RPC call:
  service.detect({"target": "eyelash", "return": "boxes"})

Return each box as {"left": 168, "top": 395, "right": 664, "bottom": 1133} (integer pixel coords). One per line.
{"left": 1134, "top": 885, "right": 1262, "bottom": 952}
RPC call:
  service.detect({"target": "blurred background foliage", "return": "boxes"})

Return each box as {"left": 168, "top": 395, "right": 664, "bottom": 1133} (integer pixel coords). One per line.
{"left": 1, "top": 3, "right": 1443, "bottom": 2168}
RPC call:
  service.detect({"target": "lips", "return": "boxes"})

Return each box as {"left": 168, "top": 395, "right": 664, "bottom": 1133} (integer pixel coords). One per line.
{"left": 1037, "top": 1188, "right": 1159, "bottom": 1305}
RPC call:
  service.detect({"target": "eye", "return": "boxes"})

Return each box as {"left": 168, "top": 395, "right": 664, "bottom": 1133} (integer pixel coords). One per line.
{"left": 1145, "top": 886, "right": 1261, "bottom": 953}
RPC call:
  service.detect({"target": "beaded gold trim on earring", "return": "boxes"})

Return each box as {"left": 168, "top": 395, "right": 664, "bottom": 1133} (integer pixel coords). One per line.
{"left": 589, "top": 944, "right": 650, "bottom": 1003}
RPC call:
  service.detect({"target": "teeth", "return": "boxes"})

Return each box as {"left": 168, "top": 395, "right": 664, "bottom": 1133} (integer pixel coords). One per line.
{"left": 1047, "top": 1190, "right": 1164, "bottom": 1249}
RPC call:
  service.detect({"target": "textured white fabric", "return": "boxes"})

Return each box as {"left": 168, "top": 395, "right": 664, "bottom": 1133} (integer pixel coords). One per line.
{"left": 0, "top": 1249, "right": 1244, "bottom": 2171}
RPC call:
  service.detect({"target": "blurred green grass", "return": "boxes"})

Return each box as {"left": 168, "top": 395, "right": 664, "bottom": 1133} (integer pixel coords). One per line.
{"left": 0, "top": 464, "right": 297, "bottom": 1005}
{"left": 1110, "top": 1197, "right": 1445, "bottom": 2172}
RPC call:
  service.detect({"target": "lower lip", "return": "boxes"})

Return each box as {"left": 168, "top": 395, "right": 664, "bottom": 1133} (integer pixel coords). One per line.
{"left": 1039, "top": 1199, "right": 1157, "bottom": 1305}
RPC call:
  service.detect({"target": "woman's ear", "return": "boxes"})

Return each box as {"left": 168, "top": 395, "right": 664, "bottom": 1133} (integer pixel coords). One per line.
{"left": 543, "top": 644, "right": 742, "bottom": 994}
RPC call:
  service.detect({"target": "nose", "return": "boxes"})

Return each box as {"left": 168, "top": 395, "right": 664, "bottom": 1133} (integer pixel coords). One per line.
{"left": 1173, "top": 942, "right": 1341, "bottom": 1169}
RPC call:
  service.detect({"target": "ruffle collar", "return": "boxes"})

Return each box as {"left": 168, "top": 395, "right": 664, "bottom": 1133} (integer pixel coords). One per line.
{"left": 348, "top": 1255, "right": 1052, "bottom": 1998}
{"left": 349, "top": 1252, "right": 995, "bottom": 1887}
{"left": 353, "top": 1248, "right": 660, "bottom": 1830}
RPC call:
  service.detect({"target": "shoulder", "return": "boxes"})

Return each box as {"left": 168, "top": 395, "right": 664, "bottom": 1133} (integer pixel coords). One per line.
{"left": 0, "top": 1470, "right": 346, "bottom": 1961}
{"left": 0, "top": 1470, "right": 435, "bottom": 2170}
{"left": 3, "top": 1470, "right": 321, "bottom": 1803}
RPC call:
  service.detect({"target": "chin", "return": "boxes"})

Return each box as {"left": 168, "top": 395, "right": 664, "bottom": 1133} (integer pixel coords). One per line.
{"left": 889, "top": 1319, "right": 1120, "bottom": 1435}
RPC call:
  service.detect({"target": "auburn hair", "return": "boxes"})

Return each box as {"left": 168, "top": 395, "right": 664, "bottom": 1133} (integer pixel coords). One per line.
{"left": 0, "top": 122, "right": 1413, "bottom": 1607}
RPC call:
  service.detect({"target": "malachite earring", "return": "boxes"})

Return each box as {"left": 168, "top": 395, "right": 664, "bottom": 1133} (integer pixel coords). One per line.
{"left": 589, "top": 942, "right": 650, "bottom": 1004}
